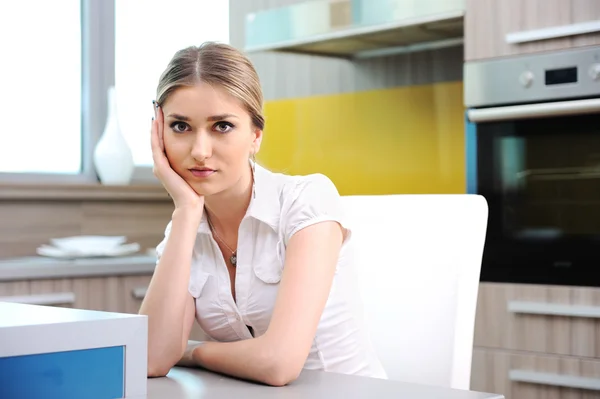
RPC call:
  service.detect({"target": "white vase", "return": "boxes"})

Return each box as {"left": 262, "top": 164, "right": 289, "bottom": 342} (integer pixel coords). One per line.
{"left": 94, "top": 86, "right": 134, "bottom": 185}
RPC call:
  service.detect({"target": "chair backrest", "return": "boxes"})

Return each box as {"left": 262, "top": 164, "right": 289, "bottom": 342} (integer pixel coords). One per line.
{"left": 340, "top": 194, "right": 488, "bottom": 390}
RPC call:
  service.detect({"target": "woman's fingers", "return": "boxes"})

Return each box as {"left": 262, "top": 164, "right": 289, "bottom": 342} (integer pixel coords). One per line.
{"left": 157, "top": 105, "right": 165, "bottom": 153}
{"left": 151, "top": 118, "right": 169, "bottom": 168}
{"left": 150, "top": 117, "right": 160, "bottom": 157}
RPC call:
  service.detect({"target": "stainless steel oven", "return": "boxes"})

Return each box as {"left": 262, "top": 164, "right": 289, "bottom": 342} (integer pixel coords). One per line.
{"left": 465, "top": 46, "right": 600, "bottom": 287}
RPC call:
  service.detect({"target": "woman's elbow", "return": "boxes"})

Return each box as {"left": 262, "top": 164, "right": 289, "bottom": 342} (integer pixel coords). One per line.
{"left": 255, "top": 336, "right": 306, "bottom": 386}
{"left": 147, "top": 362, "right": 171, "bottom": 378}
{"left": 146, "top": 350, "right": 180, "bottom": 378}
{"left": 262, "top": 367, "right": 301, "bottom": 387}
{"left": 261, "top": 356, "right": 303, "bottom": 387}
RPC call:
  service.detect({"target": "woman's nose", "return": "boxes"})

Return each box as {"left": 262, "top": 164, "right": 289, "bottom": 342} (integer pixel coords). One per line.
{"left": 190, "top": 132, "right": 212, "bottom": 161}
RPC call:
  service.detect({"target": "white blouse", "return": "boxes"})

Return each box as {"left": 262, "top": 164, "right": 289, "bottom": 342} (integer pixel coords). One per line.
{"left": 155, "top": 164, "right": 387, "bottom": 379}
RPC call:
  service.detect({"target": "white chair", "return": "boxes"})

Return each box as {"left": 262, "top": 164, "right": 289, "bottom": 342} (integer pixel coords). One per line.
{"left": 341, "top": 194, "right": 488, "bottom": 391}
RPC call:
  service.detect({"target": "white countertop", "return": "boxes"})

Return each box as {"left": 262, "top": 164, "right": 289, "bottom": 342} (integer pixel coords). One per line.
{"left": 0, "top": 255, "right": 156, "bottom": 281}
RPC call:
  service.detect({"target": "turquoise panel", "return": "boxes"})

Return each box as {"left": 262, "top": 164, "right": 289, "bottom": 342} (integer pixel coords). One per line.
{"left": 0, "top": 346, "right": 125, "bottom": 399}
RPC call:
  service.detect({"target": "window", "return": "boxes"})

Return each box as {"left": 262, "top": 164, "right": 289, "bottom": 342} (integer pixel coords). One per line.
{"left": 0, "top": 0, "right": 230, "bottom": 182}
{"left": 115, "top": 0, "right": 230, "bottom": 166}
{"left": 0, "top": 0, "right": 82, "bottom": 174}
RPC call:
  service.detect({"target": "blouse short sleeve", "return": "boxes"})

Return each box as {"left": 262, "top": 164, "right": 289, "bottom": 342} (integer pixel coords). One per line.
{"left": 281, "top": 173, "right": 349, "bottom": 245}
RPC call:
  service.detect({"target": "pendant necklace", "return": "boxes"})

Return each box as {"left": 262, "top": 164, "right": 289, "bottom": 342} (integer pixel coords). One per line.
{"left": 206, "top": 214, "right": 237, "bottom": 266}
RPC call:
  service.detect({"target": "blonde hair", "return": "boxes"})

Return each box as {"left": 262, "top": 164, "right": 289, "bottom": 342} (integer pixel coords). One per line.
{"left": 156, "top": 42, "right": 265, "bottom": 130}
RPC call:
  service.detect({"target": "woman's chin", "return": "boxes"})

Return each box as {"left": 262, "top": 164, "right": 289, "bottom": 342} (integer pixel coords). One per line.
{"left": 187, "top": 181, "right": 223, "bottom": 198}
{"left": 188, "top": 183, "right": 211, "bottom": 197}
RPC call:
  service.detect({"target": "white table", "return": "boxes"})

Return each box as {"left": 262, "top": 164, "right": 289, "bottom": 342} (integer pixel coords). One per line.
{"left": 147, "top": 367, "right": 504, "bottom": 399}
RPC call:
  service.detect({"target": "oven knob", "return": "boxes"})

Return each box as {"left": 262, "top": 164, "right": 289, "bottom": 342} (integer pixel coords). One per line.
{"left": 519, "top": 71, "right": 534, "bottom": 88}
{"left": 589, "top": 64, "right": 600, "bottom": 81}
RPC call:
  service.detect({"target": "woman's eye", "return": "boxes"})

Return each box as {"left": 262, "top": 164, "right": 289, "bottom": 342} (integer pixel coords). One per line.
{"left": 170, "top": 121, "right": 189, "bottom": 133}
{"left": 214, "top": 122, "right": 234, "bottom": 133}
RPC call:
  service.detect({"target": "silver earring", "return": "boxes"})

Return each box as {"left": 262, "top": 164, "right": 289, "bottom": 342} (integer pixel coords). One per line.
{"left": 251, "top": 153, "right": 256, "bottom": 199}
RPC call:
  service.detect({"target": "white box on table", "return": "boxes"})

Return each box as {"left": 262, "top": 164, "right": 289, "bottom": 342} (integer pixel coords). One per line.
{"left": 0, "top": 302, "right": 147, "bottom": 399}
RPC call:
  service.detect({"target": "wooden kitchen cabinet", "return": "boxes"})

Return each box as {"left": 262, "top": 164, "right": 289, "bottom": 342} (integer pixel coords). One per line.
{"left": 0, "top": 274, "right": 210, "bottom": 342}
{"left": 0, "top": 278, "right": 77, "bottom": 308}
{"left": 119, "top": 274, "right": 153, "bottom": 314}
{"left": 471, "top": 348, "right": 600, "bottom": 398}
{"left": 473, "top": 282, "right": 600, "bottom": 358}
{"left": 471, "top": 282, "right": 600, "bottom": 398}
{"left": 465, "top": 0, "right": 600, "bottom": 61}
{"left": 0, "top": 276, "right": 142, "bottom": 312}
{"left": 73, "top": 276, "right": 123, "bottom": 312}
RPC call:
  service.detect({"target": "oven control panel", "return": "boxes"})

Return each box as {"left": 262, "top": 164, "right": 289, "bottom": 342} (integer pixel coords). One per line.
{"left": 519, "top": 63, "right": 600, "bottom": 88}
{"left": 465, "top": 46, "right": 600, "bottom": 107}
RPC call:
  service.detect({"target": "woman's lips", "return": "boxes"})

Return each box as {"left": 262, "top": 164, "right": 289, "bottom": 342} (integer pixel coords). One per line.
{"left": 189, "top": 169, "right": 215, "bottom": 178}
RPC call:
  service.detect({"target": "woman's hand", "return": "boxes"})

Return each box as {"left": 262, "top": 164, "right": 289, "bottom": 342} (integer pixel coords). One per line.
{"left": 151, "top": 104, "right": 204, "bottom": 214}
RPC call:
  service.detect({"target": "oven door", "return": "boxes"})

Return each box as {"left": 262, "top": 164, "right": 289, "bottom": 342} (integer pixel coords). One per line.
{"left": 467, "top": 97, "right": 600, "bottom": 287}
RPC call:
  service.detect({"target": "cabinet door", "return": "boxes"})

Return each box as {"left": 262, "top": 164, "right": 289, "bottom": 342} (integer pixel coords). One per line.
{"left": 474, "top": 282, "right": 600, "bottom": 358}
{"left": 0, "top": 279, "right": 76, "bottom": 307}
{"left": 465, "top": 0, "right": 600, "bottom": 61}
{"left": 471, "top": 348, "right": 600, "bottom": 399}
{"left": 120, "top": 275, "right": 153, "bottom": 314}
{"left": 72, "top": 276, "right": 121, "bottom": 312}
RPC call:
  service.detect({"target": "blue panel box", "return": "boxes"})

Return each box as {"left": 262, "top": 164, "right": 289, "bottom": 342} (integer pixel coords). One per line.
{"left": 0, "top": 302, "right": 147, "bottom": 399}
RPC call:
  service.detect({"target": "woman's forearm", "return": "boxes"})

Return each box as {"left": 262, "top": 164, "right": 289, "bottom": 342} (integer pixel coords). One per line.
{"left": 190, "top": 337, "right": 296, "bottom": 387}
{"left": 139, "top": 208, "right": 202, "bottom": 374}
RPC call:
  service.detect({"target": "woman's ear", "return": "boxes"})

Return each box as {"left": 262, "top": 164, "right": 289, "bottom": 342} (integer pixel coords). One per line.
{"left": 251, "top": 128, "right": 263, "bottom": 155}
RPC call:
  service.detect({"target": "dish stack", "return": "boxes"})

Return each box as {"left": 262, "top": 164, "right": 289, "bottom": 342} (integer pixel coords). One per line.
{"left": 36, "top": 235, "right": 140, "bottom": 259}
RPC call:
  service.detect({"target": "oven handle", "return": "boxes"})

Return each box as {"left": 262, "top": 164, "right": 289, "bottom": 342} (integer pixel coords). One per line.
{"left": 467, "top": 98, "right": 600, "bottom": 123}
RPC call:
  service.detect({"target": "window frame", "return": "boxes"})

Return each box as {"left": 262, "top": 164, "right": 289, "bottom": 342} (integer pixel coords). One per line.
{"left": 0, "top": 0, "right": 156, "bottom": 186}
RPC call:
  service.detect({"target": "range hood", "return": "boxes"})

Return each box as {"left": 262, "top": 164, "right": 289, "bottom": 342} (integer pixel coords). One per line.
{"left": 244, "top": 0, "right": 465, "bottom": 59}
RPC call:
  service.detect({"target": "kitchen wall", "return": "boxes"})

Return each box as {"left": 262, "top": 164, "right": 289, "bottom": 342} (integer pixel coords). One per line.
{"left": 230, "top": 0, "right": 466, "bottom": 195}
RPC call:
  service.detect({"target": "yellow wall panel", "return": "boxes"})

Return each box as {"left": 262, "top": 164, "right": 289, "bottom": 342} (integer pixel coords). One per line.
{"left": 259, "top": 81, "right": 465, "bottom": 195}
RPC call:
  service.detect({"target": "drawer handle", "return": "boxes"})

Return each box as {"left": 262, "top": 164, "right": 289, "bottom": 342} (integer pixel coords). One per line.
{"left": 0, "top": 292, "right": 76, "bottom": 306}
{"left": 508, "top": 301, "right": 600, "bottom": 319}
{"left": 506, "top": 20, "right": 600, "bottom": 44}
{"left": 131, "top": 287, "right": 147, "bottom": 300}
{"left": 510, "top": 370, "right": 600, "bottom": 391}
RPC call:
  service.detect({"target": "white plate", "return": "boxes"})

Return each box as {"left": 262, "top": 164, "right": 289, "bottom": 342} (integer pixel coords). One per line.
{"left": 50, "top": 235, "right": 127, "bottom": 253}
{"left": 36, "top": 242, "right": 140, "bottom": 259}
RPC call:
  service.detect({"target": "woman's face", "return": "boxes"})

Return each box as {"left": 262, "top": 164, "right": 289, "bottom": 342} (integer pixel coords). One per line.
{"left": 161, "top": 82, "right": 262, "bottom": 197}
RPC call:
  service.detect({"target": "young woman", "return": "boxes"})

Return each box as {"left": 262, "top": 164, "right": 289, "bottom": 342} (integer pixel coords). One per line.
{"left": 140, "top": 42, "right": 386, "bottom": 386}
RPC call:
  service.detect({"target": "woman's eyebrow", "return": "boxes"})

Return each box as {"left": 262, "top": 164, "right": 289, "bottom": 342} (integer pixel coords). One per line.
{"left": 165, "top": 113, "right": 239, "bottom": 121}
{"left": 206, "top": 113, "right": 239, "bottom": 121}
{"left": 166, "top": 113, "right": 191, "bottom": 121}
